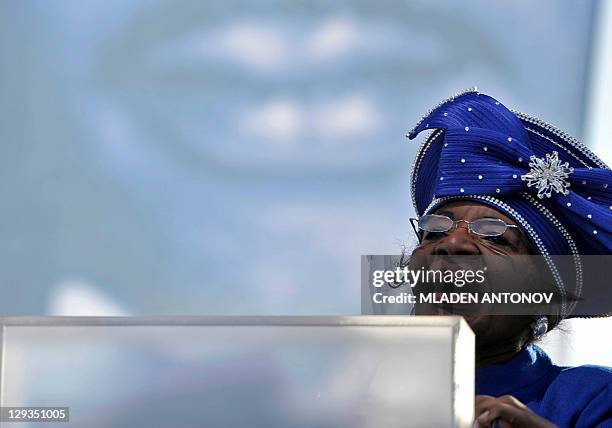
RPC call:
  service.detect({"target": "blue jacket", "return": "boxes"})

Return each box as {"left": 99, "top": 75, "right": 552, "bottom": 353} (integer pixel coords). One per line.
{"left": 476, "top": 345, "right": 612, "bottom": 427}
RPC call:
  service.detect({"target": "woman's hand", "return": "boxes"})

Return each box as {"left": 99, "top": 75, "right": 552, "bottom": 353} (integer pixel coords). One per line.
{"left": 474, "top": 395, "right": 557, "bottom": 428}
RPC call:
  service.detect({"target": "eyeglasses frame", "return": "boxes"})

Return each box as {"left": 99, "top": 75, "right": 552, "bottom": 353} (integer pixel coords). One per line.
{"left": 409, "top": 214, "right": 519, "bottom": 242}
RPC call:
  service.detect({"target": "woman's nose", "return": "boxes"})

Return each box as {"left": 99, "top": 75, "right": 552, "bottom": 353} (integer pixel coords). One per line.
{"left": 433, "top": 224, "right": 480, "bottom": 255}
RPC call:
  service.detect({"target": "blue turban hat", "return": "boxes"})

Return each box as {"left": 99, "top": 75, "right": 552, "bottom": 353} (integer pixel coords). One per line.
{"left": 407, "top": 88, "right": 612, "bottom": 317}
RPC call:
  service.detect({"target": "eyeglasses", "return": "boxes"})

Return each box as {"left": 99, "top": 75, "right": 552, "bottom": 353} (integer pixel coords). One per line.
{"left": 410, "top": 214, "right": 519, "bottom": 240}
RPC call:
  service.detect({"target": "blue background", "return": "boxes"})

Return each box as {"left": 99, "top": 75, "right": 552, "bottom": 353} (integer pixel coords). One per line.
{"left": 0, "top": 0, "right": 596, "bottom": 315}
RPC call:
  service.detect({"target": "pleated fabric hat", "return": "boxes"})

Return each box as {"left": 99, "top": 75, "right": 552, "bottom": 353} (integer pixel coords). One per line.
{"left": 407, "top": 88, "right": 612, "bottom": 318}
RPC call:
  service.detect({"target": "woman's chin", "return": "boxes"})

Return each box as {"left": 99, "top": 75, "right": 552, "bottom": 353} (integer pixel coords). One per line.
{"left": 463, "top": 314, "right": 488, "bottom": 333}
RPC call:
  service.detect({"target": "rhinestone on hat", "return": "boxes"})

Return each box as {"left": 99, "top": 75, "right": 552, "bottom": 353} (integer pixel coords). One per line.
{"left": 520, "top": 151, "right": 574, "bottom": 199}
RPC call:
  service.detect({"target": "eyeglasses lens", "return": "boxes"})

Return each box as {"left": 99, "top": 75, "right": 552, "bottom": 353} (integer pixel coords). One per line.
{"left": 419, "top": 215, "right": 454, "bottom": 232}
{"left": 470, "top": 218, "right": 507, "bottom": 236}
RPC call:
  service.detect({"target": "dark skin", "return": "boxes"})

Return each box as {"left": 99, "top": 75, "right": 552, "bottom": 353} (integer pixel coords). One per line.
{"left": 411, "top": 201, "right": 558, "bottom": 428}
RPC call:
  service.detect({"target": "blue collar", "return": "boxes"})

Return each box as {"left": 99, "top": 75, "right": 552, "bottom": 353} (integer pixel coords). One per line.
{"left": 476, "top": 345, "right": 561, "bottom": 400}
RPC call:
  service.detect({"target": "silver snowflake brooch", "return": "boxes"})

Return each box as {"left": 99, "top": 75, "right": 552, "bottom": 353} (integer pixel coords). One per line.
{"left": 521, "top": 151, "right": 574, "bottom": 199}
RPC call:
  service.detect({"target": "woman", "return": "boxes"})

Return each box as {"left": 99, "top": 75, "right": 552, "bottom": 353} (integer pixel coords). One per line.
{"left": 406, "top": 89, "right": 612, "bottom": 427}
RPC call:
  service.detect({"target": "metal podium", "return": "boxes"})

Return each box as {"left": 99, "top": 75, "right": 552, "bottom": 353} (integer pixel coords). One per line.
{"left": 0, "top": 316, "right": 474, "bottom": 427}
